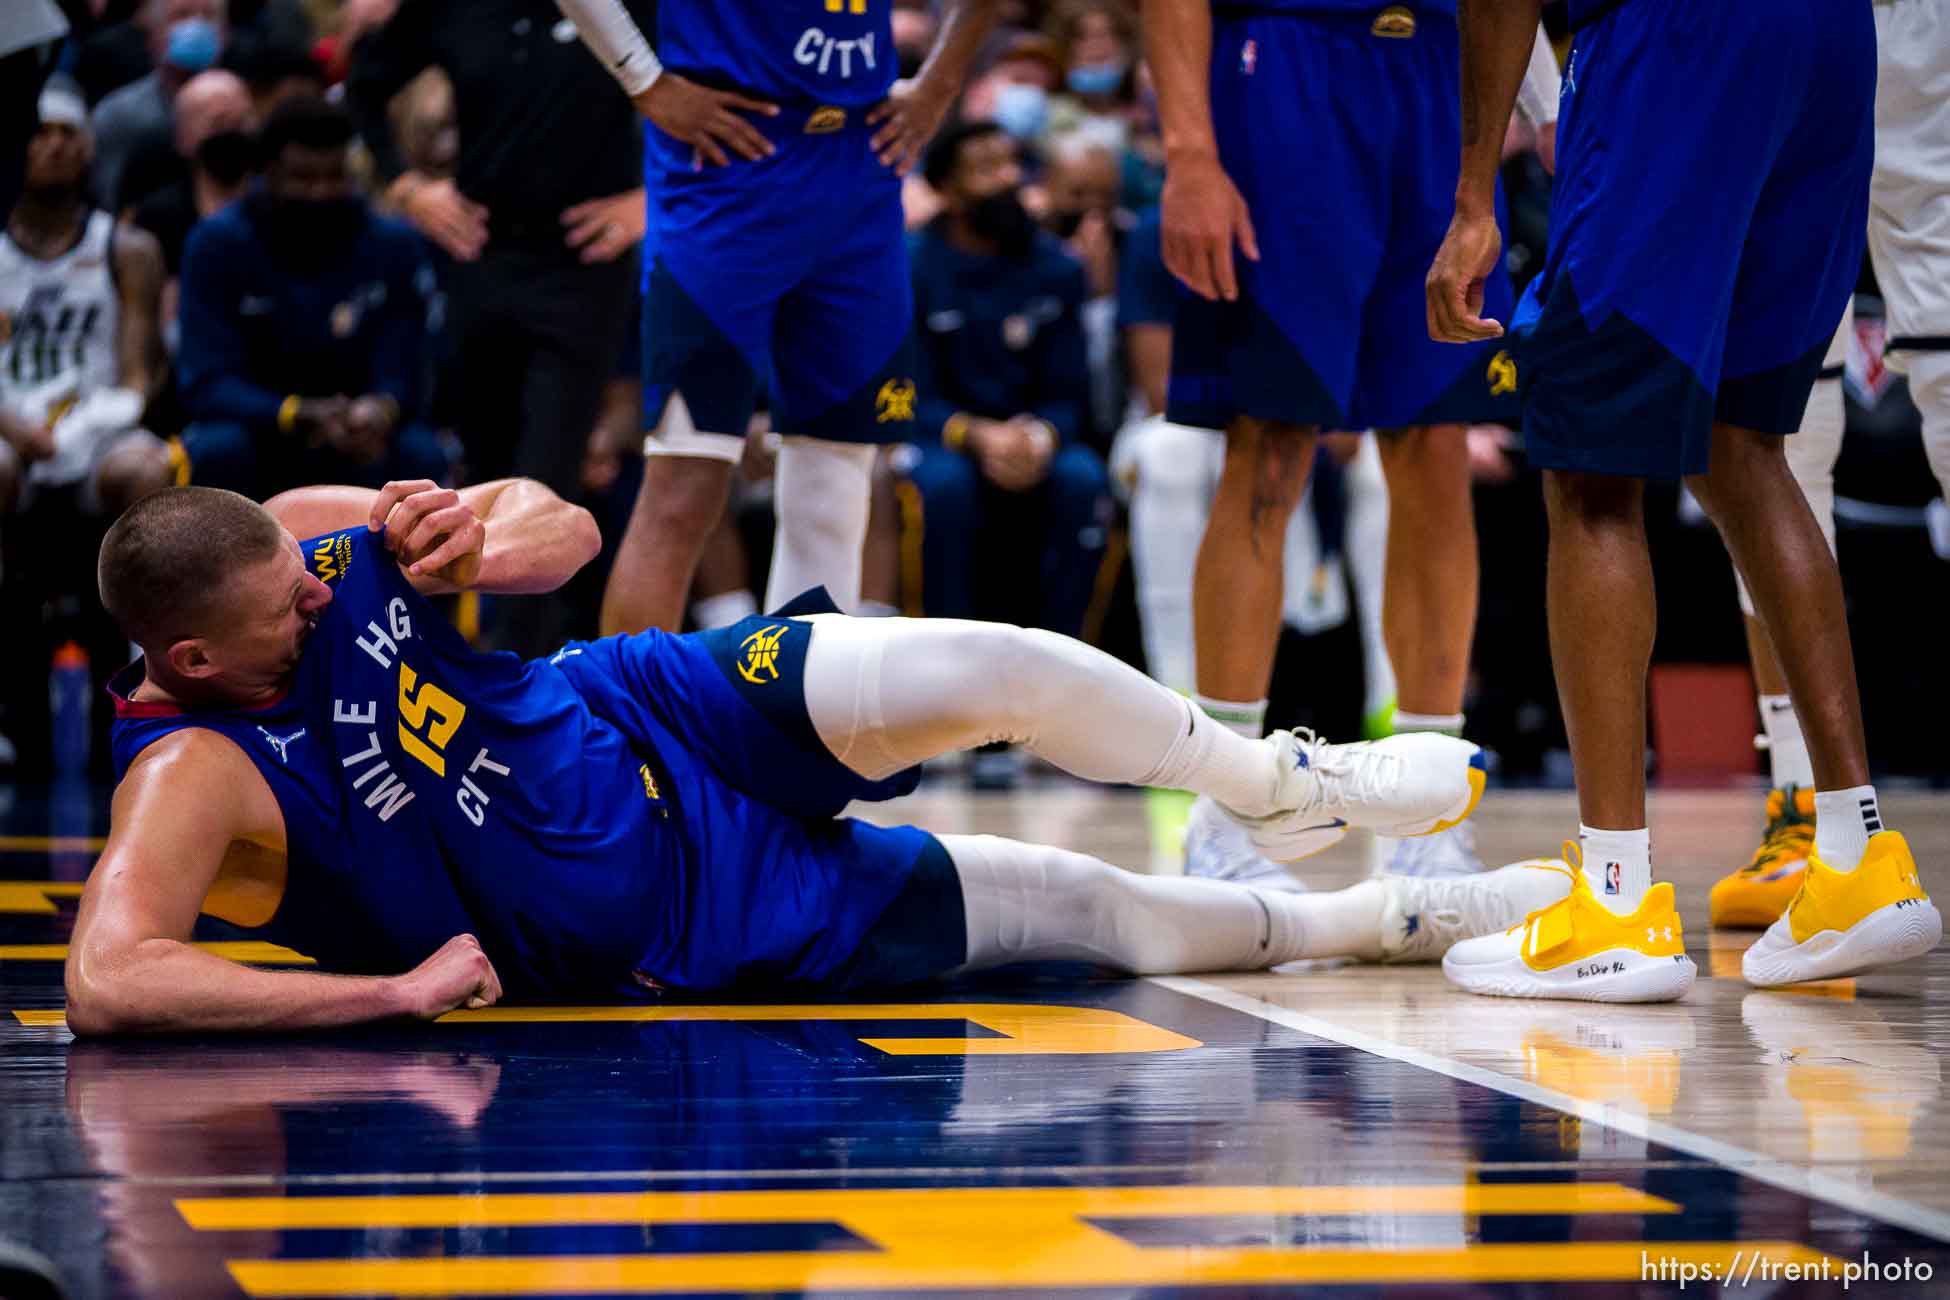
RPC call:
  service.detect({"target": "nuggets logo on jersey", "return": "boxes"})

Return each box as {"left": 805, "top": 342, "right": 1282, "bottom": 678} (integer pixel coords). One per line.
{"left": 1488, "top": 349, "right": 1518, "bottom": 396}
{"left": 875, "top": 378, "right": 916, "bottom": 423}
{"left": 1372, "top": 6, "right": 1416, "bottom": 38}
{"left": 738, "top": 625, "right": 788, "bottom": 684}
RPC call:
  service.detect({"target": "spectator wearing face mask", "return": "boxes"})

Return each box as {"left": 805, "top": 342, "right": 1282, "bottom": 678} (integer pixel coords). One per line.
{"left": 961, "top": 33, "right": 1064, "bottom": 148}
{"left": 129, "top": 69, "right": 258, "bottom": 279}
{"left": 175, "top": 95, "right": 448, "bottom": 498}
{"left": 1046, "top": 0, "right": 1138, "bottom": 143}
{"left": 899, "top": 121, "right": 1110, "bottom": 646}
{"left": 91, "top": 0, "right": 231, "bottom": 214}
{"left": 1040, "top": 129, "right": 1128, "bottom": 441}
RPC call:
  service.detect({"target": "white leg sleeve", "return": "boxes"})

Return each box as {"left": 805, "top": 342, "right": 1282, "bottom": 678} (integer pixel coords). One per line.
{"left": 800, "top": 614, "right": 1285, "bottom": 816}
{"left": 942, "top": 833, "right": 1386, "bottom": 973}
{"left": 1343, "top": 435, "right": 1395, "bottom": 717}
{"left": 1736, "top": 373, "right": 1843, "bottom": 616}
{"left": 1909, "top": 352, "right": 1950, "bottom": 502}
{"left": 764, "top": 437, "right": 877, "bottom": 614}
{"left": 1120, "top": 418, "right": 1224, "bottom": 692}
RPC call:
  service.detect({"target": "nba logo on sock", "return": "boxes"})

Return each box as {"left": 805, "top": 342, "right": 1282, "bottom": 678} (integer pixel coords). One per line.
{"left": 1604, "top": 861, "right": 1622, "bottom": 895}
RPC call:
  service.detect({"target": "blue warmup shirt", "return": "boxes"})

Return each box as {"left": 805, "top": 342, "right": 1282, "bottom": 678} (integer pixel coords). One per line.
{"left": 109, "top": 529, "right": 938, "bottom": 996}
{"left": 1208, "top": 0, "right": 1455, "bottom": 14}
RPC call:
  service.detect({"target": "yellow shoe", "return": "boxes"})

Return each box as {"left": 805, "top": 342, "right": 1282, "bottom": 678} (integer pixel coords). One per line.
{"left": 1710, "top": 787, "right": 1815, "bottom": 928}
{"left": 1742, "top": 832, "right": 1941, "bottom": 986}
{"left": 1442, "top": 844, "right": 1697, "bottom": 1002}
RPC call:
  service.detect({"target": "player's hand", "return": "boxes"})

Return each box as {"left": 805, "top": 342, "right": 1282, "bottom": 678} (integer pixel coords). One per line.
{"left": 395, "top": 174, "right": 488, "bottom": 263}
{"left": 368, "top": 479, "right": 486, "bottom": 587}
{"left": 1426, "top": 207, "right": 1506, "bottom": 343}
{"left": 634, "top": 73, "right": 778, "bottom": 168}
{"left": 394, "top": 934, "right": 502, "bottom": 1019}
{"left": 867, "top": 77, "right": 954, "bottom": 176}
{"left": 1160, "top": 150, "right": 1258, "bottom": 302}
{"left": 561, "top": 189, "right": 645, "bottom": 265}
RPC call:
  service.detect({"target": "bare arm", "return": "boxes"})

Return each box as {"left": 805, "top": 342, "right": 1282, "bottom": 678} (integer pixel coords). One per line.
{"left": 1142, "top": 0, "right": 1256, "bottom": 301}
{"left": 65, "top": 734, "right": 500, "bottom": 1035}
{"left": 264, "top": 477, "right": 603, "bottom": 596}
{"left": 865, "top": 0, "right": 1003, "bottom": 173}
{"left": 111, "top": 225, "right": 166, "bottom": 403}
{"left": 1427, "top": 0, "right": 1541, "bottom": 342}
{"left": 1456, "top": 0, "right": 1543, "bottom": 217}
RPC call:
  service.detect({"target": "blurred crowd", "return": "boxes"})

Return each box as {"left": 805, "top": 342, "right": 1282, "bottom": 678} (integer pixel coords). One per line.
{"left": 4, "top": 0, "right": 1932, "bottom": 787}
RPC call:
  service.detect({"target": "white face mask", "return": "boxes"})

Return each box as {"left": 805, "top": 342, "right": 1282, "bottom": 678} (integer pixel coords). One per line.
{"left": 992, "top": 83, "right": 1050, "bottom": 141}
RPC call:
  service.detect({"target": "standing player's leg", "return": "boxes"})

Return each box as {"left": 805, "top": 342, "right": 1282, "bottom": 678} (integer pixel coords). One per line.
{"left": 1710, "top": 359, "right": 1843, "bottom": 928}
{"left": 602, "top": 259, "right": 764, "bottom": 634}
{"left": 1869, "top": 0, "right": 1950, "bottom": 503}
{"left": 763, "top": 164, "right": 915, "bottom": 615}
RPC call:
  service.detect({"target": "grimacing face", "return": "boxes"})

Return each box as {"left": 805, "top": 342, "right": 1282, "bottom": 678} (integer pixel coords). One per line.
{"left": 179, "top": 534, "right": 334, "bottom": 700}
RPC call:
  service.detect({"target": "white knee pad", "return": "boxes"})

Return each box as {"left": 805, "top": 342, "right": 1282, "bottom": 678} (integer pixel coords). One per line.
{"left": 1905, "top": 351, "right": 1950, "bottom": 502}
{"left": 1118, "top": 418, "right": 1224, "bottom": 691}
{"left": 766, "top": 436, "right": 877, "bottom": 612}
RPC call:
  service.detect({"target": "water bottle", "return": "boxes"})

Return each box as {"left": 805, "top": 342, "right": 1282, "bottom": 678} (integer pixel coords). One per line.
{"left": 49, "top": 641, "right": 91, "bottom": 777}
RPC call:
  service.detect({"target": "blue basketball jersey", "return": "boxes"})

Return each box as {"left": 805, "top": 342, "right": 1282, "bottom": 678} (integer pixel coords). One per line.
{"left": 1209, "top": 0, "right": 1455, "bottom": 16}
{"left": 109, "top": 527, "right": 684, "bottom": 998}
{"left": 656, "top": 0, "right": 896, "bottom": 107}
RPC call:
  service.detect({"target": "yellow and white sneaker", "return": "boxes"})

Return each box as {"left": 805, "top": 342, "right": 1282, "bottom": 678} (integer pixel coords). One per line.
{"left": 1709, "top": 786, "right": 1815, "bottom": 929}
{"left": 1741, "top": 832, "right": 1941, "bottom": 987}
{"left": 1442, "top": 845, "right": 1697, "bottom": 1003}
{"left": 1241, "top": 728, "right": 1486, "bottom": 862}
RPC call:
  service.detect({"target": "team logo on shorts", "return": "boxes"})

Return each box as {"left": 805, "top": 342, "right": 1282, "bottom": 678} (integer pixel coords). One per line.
{"left": 638, "top": 762, "right": 662, "bottom": 802}
{"left": 1487, "top": 349, "right": 1518, "bottom": 396}
{"left": 1372, "top": 5, "right": 1416, "bottom": 38}
{"left": 738, "top": 624, "right": 788, "bottom": 684}
{"left": 1240, "top": 39, "right": 1257, "bottom": 75}
{"left": 805, "top": 105, "right": 847, "bottom": 134}
{"left": 875, "top": 377, "right": 917, "bottom": 423}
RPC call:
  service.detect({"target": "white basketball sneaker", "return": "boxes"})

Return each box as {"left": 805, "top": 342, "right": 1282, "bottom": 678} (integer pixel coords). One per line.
{"left": 1372, "top": 818, "right": 1487, "bottom": 878}
{"left": 1238, "top": 728, "right": 1486, "bottom": 863}
{"left": 1182, "top": 794, "right": 1313, "bottom": 893}
{"left": 1378, "top": 860, "right": 1574, "bottom": 964}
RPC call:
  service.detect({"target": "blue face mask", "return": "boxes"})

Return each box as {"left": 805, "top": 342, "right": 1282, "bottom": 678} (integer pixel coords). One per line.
{"left": 1066, "top": 61, "right": 1126, "bottom": 98}
{"left": 992, "top": 83, "right": 1049, "bottom": 142}
{"left": 165, "top": 18, "right": 222, "bottom": 73}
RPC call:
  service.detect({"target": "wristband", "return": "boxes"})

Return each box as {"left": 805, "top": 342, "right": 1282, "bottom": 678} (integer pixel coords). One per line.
{"left": 277, "top": 395, "right": 302, "bottom": 435}
{"left": 943, "top": 412, "right": 972, "bottom": 451}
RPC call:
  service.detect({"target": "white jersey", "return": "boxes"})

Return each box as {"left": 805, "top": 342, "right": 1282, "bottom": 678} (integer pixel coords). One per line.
{"left": 0, "top": 209, "right": 121, "bottom": 429}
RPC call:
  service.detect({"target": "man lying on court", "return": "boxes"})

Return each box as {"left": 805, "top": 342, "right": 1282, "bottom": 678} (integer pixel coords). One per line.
{"left": 65, "top": 479, "right": 1567, "bottom": 1033}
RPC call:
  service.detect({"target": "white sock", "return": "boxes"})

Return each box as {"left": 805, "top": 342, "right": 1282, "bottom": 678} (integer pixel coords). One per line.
{"left": 800, "top": 617, "right": 1284, "bottom": 815}
{"left": 1124, "top": 419, "right": 1222, "bottom": 694}
{"left": 1814, "top": 785, "right": 1880, "bottom": 872}
{"left": 691, "top": 589, "right": 758, "bottom": 630}
{"left": 1758, "top": 693, "right": 1814, "bottom": 789}
{"left": 1343, "top": 436, "right": 1396, "bottom": 721}
{"left": 1195, "top": 693, "right": 1267, "bottom": 740}
{"left": 946, "top": 833, "right": 1386, "bottom": 973}
{"left": 1579, "top": 824, "right": 1651, "bottom": 915}
{"left": 764, "top": 436, "right": 876, "bottom": 613}
{"left": 1392, "top": 710, "right": 1464, "bottom": 736}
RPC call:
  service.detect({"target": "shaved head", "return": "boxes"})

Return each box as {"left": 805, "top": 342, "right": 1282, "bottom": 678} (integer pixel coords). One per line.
{"left": 99, "top": 487, "right": 288, "bottom": 653}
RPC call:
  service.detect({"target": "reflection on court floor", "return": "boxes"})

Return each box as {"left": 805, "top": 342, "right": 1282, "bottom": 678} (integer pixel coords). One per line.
{"left": 4, "top": 787, "right": 1950, "bottom": 1297}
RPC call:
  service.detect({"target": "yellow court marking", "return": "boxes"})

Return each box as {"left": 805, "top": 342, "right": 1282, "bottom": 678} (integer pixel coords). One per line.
{"left": 1, "top": 942, "right": 313, "bottom": 968}
{"left": 177, "top": 1181, "right": 1679, "bottom": 1230}
{"left": 434, "top": 1003, "right": 1201, "bottom": 1055}
{"left": 0, "top": 882, "right": 85, "bottom": 914}
{"left": 12, "top": 1002, "right": 1191, "bottom": 1052}
{"left": 223, "top": 1241, "right": 1835, "bottom": 1296}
